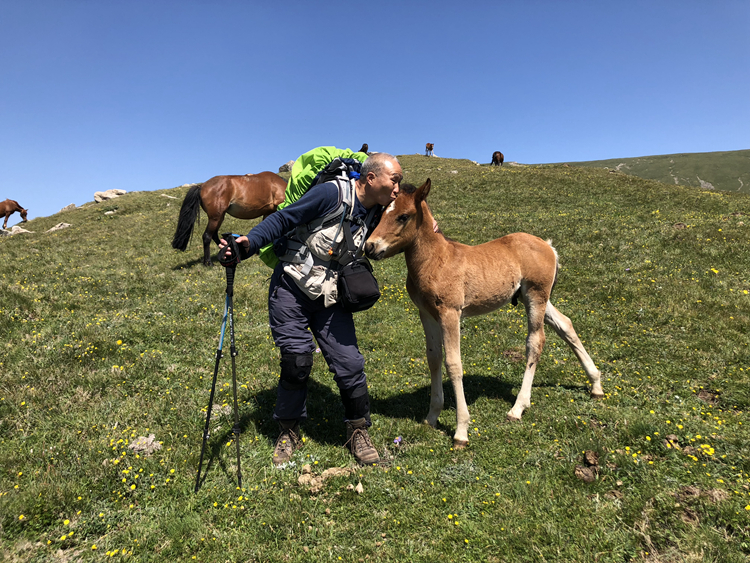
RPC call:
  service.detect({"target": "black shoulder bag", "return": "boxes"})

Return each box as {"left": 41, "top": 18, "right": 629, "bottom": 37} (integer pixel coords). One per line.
{"left": 337, "top": 206, "right": 381, "bottom": 313}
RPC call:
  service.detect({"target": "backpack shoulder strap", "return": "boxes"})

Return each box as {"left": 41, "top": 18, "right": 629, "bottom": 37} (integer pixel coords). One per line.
{"left": 299, "top": 176, "right": 353, "bottom": 233}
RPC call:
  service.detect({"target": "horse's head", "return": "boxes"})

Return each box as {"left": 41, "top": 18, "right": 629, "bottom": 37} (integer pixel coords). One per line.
{"left": 365, "top": 179, "right": 432, "bottom": 261}
{"left": 20, "top": 208, "right": 28, "bottom": 222}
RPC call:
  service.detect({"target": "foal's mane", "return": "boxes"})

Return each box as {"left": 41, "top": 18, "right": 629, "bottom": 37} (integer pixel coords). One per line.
{"left": 399, "top": 183, "right": 450, "bottom": 240}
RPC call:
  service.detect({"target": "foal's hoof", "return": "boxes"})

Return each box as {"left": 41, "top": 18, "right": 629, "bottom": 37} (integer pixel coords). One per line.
{"left": 590, "top": 393, "right": 605, "bottom": 400}
{"left": 453, "top": 439, "right": 469, "bottom": 449}
{"left": 505, "top": 414, "right": 522, "bottom": 423}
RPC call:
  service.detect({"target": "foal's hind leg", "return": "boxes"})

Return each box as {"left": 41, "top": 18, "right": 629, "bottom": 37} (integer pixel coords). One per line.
{"left": 544, "top": 302, "right": 603, "bottom": 398}
{"left": 419, "top": 310, "right": 444, "bottom": 429}
{"left": 507, "top": 298, "right": 547, "bottom": 421}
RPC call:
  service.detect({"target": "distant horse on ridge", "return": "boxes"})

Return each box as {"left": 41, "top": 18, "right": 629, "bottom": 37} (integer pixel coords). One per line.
{"left": 1, "top": 199, "right": 28, "bottom": 229}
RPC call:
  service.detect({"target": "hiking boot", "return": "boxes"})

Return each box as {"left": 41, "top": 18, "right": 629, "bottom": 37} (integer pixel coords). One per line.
{"left": 345, "top": 418, "right": 380, "bottom": 465}
{"left": 272, "top": 420, "right": 301, "bottom": 465}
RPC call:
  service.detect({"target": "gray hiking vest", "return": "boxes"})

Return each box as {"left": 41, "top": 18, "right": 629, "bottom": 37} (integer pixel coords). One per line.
{"left": 275, "top": 177, "right": 378, "bottom": 307}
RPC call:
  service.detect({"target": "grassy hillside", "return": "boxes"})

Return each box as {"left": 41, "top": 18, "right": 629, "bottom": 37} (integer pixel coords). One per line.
{"left": 1, "top": 156, "right": 749, "bottom": 562}
{"left": 559, "top": 149, "right": 750, "bottom": 195}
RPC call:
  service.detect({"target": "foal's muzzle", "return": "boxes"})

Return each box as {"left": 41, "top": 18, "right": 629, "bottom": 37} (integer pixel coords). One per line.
{"left": 364, "top": 240, "right": 385, "bottom": 261}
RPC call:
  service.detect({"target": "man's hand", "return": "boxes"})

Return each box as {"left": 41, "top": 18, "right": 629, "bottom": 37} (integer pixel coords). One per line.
{"left": 219, "top": 235, "right": 250, "bottom": 259}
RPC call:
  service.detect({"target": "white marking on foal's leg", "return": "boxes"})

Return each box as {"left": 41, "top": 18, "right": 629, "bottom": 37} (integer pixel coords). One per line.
{"left": 544, "top": 302, "right": 603, "bottom": 398}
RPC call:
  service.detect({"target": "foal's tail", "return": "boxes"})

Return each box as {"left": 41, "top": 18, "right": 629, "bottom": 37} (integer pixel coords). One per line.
{"left": 172, "top": 185, "right": 202, "bottom": 251}
{"left": 548, "top": 239, "right": 560, "bottom": 294}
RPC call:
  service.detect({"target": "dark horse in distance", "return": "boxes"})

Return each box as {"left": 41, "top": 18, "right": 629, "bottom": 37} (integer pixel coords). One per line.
{"left": 172, "top": 172, "right": 287, "bottom": 266}
{"left": 491, "top": 151, "right": 504, "bottom": 166}
{"left": 1, "top": 199, "right": 28, "bottom": 229}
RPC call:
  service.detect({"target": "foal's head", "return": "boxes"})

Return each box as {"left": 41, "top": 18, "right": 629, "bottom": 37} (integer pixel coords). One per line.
{"left": 20, "top": 208, "right": 28, "bottom": 222}
{"left": 365, "top": 179, "right": 432, "bottom": 261}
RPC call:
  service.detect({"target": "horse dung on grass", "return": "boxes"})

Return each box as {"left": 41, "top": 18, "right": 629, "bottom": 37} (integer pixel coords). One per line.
{"left": 172, "top": 172, "right": 287, "bottom": 266}
{"left": 365, "top": 179, "right": 604, "bottom": 448}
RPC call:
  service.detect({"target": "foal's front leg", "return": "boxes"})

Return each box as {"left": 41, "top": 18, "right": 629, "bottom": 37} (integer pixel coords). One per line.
{"left": 419, "top": 309, "right": 444, "bottom": 429}
{"left": 440, "top": 309, "right": 471, "bottom": 447}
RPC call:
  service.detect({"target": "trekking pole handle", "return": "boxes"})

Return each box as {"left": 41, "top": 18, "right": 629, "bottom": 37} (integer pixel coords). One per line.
{"left": 219, "top": 233, "right": 243, "bottom": 268}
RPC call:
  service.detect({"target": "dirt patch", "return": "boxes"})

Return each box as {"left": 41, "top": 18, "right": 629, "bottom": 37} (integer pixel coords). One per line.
{"left": 210, "top": 404, "right": 233, "bottom": 420}
{"left": 673, "top": 485, "right": 729, "bottom": 505}
{"left": 680, "top": 507, "right": 700, "bottom": 525}
{"left": 127, "top": 434, "right": 162, "bottom": 455}
{"left": 298, "top": 465, "right": 357, "bottom": 494}
{"left": 674, "top": 485, "right": 701, "bottom": 503}
{"left": 703, "top": 488, "right": 729, "bottom": 503}
{"left": 697, "top": 390, "right": 719, "bottom": 405}
{"left": 502, "top": 348, "right": 524, "bottom": 363}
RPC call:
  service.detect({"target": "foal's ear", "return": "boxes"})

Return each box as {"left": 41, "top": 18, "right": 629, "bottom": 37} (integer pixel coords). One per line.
{"left": 415, "top": 178, "right": 431, "bottom": 203}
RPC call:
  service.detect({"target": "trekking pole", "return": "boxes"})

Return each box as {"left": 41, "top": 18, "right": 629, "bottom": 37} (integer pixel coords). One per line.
{"left": 225, "top": 263, "right": 243, "bottom": 490}
{"left": 195, "top": 236, "right": 244, "bottom": 493}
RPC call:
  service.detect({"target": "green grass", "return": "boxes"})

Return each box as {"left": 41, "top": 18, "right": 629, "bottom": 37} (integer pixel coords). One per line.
{"left": 557, "top": 149, "right": 750, "bottom": 195}
{"left": 1, "top": 156, "right": 749, "bottom": 562}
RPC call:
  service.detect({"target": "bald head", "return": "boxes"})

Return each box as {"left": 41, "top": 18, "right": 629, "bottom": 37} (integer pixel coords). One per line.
{"left": 361, "top": 152, "right": 400, "bottom": 179}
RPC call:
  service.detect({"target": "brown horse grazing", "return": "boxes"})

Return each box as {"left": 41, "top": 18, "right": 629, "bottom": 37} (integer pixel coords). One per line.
{"left": 364, "top": 180, "right": 603, "bottom": 448}
{"left": 172, "top": 172, "right": 287, "bottom": 266}
{"left": 1, "top": 199, "right": 28, "bottom": 229}
{"left": 425, "top": 143, "right": 434, "bottom": 157}
{"left": 491, "top": 151, "right": 504, "bottom": 166}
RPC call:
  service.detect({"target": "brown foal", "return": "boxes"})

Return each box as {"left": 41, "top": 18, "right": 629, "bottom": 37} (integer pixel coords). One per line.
{"left": 365, "top": 180, "right": 603, "bottom": 448}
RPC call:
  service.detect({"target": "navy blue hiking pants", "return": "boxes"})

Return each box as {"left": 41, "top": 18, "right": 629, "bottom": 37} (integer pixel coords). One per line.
{"left": 268, "top": 264, "right": 367, "bottom": 422}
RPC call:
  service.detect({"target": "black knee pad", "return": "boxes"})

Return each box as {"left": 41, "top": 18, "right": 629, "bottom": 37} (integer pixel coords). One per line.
{"left": 340, "top": 383, "right": 371, "bottom": 422}
{"left": 280, "top": 353, "right": 313, "bottom": 391}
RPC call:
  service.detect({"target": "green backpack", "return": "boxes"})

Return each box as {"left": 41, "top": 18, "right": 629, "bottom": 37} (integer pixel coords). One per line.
{"left": 258, "top": 146, "right": 368, "bottom": 269}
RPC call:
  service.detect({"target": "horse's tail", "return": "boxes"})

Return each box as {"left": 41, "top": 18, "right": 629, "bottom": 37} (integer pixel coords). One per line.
{"left": 172, "top": 185, "right": 202, "bottom": 251}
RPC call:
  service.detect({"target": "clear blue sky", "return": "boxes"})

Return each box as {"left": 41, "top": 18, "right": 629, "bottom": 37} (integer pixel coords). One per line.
{"left": 2, "top": 1, "right": 748, "bottom": 223}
